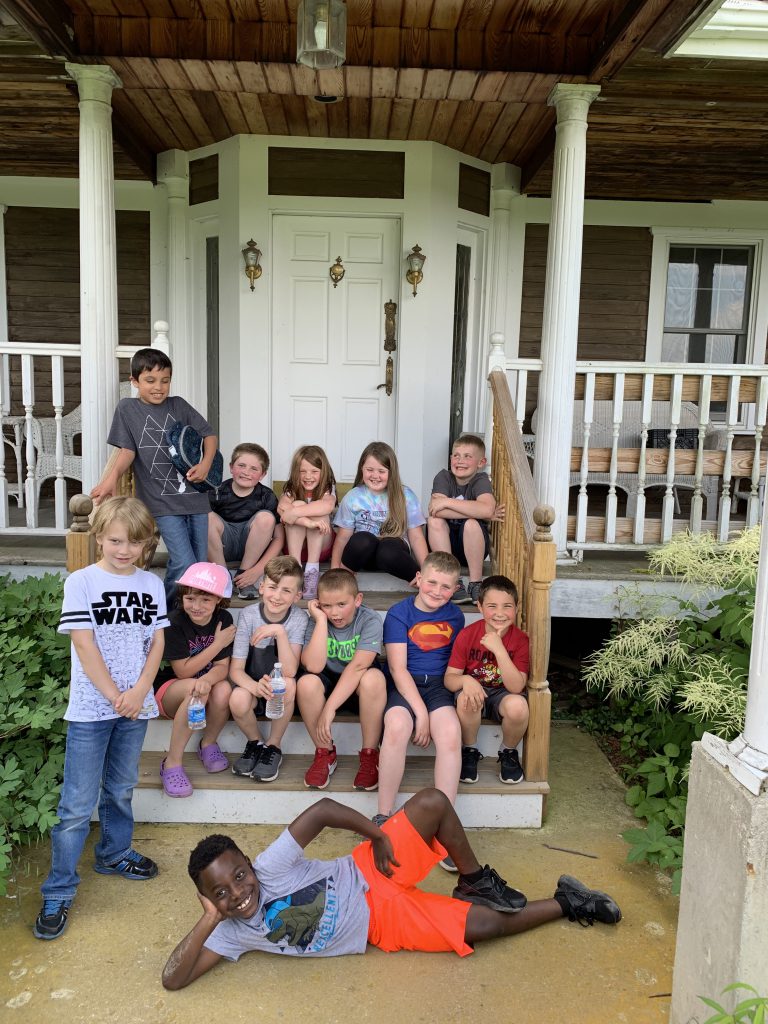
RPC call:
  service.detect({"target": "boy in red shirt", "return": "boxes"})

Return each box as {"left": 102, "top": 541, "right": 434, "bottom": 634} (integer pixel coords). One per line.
{"left": 445, "top": 575, "right": 529, "bottom": 785}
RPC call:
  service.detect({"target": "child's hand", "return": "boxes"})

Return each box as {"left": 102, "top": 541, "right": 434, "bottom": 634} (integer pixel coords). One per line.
{"left": 316, "top": 707, "right": 335, "bottom": 748}
{"left": 458, "top": 678, "right": 485, "bottom": 712}
{"left": 281, "top": 509, "right": 299, "bottom": 526}
{"left": 412, "top": 709, "right": 431, "bottom": 747}
{"left": 90, "top": 477, "right": 116, "bottom": 505}
{"left": 254, "top": 673, "right": 275, "bottom": 700}
{"left": 215, "top": 621, "right": 237, "bottom": 649}
{"left": 372, "top": 833, "right": 400, "bottom": 877}
{"left": 191, "top": 679, "right": 212, "bottom": 700}
{"left": 428, "top": 495, "right": 448, "bottom": 516}
{"left": 312, "top": 519, "right": 331, "bottom": 536}
{"left": 186, "top": 462, "right": 208, "bottom": 484}
{"left": 114, "top": 686, "right": 145, "bottom": 720}
{"left": 234, "top": 566, "right": 261, "bottom": 589}
{"left": 307, "top": 599, "right": 326, "bottom": 622}
{"left": 480, "top": 630, "right": 506, "bottom": 657}
{"left": 197, "top": 891, "right": 224, "bottom": 925}
{"left": 490, "top": 504, "right": 505, "bottom": 522}
{"left": 250, "top": 624, "right": 283, "bottom": 645}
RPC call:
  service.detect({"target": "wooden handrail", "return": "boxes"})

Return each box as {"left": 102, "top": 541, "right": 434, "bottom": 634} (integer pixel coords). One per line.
{"left": 488, "top": 367, "right": 556, "bottom": 791}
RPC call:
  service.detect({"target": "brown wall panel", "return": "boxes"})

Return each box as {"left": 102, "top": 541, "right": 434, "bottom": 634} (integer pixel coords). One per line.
{"left": 458, "top": 163, "right": 490, "bottom": 217}
{"left": 189, "top": 153, "right": 219, "bottom": 205}
{"left": 268, "top": 147, "right": 405, "bottom": 198}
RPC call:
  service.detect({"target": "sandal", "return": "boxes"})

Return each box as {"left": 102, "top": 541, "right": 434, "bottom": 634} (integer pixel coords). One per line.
{"left": 198, "top": 741, "right": 229, "bottom": 773}
{"left": 160, "top": 758, "right": 193, "bottom": 798}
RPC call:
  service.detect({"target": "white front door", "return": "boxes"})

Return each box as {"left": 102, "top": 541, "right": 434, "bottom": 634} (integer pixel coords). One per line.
{"left": 271, "top": 215, "right": 400, "bottom": 483}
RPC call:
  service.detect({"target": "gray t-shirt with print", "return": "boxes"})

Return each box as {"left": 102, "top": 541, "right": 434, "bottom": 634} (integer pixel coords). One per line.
{"left": 107, "top": 395, "right": 213, "bottom": 517}
{"left": 204, "top": 829, "right": 370, "bottom": 959}
{"left": 304, "top": 604, "right": 382, "bottom": 675}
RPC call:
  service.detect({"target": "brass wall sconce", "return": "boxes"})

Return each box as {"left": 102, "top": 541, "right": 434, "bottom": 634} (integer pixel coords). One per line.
{"left": 329, "top": 256, "right": 345, "bottom": 288}
{"left": 405, "top": 244, "right": 426, "bottom": 297}
{"left": 242, "top": 239, "right": 262, "bottom": 290}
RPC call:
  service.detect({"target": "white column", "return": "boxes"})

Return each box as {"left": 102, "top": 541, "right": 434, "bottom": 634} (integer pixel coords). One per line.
{"left": 65, "top": 63, "right": 122, "bottom": 493}
{"left": 532, "top": 84, "right": 600, "bottom": 554}
{"left": 0, "top": 204, "right": 7, "bottom": 346}
{"left": 157, "top": 150, "right": 191, "bottom": 402}
{"left": 488, "top": 164, "right": 520, "bottom": 343}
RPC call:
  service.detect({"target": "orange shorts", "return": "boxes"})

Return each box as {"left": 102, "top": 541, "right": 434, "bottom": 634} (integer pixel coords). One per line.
{"left": 154, "top": 678, "right": 179, "bottom": 719}
{"left": 351, "top": 809, "right": 472, "bottom": 956}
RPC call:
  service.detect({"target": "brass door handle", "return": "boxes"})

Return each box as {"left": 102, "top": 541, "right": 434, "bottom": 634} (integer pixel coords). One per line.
{"left": 377, "top": 356, "right": 393, "bottom": 396}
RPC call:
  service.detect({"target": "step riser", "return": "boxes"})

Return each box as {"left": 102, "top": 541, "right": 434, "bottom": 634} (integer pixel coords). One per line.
{"left": 132, "top": 789, "right": 543, "bottom": 828}
{"left": 144, "top": 719, "right": 513, "bottom": 758}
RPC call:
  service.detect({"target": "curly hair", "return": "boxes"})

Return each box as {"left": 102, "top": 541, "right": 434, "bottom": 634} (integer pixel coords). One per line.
{"left": 188, "top": 834, "right": 245, "bottom": 885}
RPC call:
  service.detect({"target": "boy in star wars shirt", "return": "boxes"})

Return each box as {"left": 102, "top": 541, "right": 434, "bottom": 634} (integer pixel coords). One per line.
{"left": 376, "top": 552, "right": 465, "bottom": 823}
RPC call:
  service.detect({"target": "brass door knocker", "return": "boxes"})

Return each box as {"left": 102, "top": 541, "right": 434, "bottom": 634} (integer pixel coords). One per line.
{"left": 329, "top": 257, "right": 345, "bottom": 288}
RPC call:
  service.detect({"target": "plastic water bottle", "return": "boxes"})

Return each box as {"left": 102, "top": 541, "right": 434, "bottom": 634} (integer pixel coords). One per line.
{"left": 187, "top": 695, "right": 206, "bottom": 731}
{"left": 265, "top": 663, "right": 286, "bottom": 720}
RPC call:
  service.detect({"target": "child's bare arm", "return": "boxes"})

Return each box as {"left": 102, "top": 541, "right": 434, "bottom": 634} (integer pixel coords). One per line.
{"left": 289, "top": 798, "right": 398, "bottom": 875}
{"left": 247, "top": 624, "right": 300, "bottom": 677}
{"left": 428, "top": 492, "right": 496, "bottom": 520}
{"left": 229, "top": 658, "right": 262, "bottom": 699}
{"left": 331, "top": 527, "right": 353, "bottom": 569}
{"left": 162, "top": 894, "right": 224, "bottom": 990}
{"left": 301, "top": 604, "right": 328, "bottom": 672}
{"left": 480, "top": 632, "right": 527, "bottom": 693}
{"left": 407, "top": 526, "right": 428, "bottom": 567}
{"left": 91, "top": 448, "right": 135, "bottom": 503}
{"left": 115, "top": 630, "right": 165, "bottom": 719}
{"left": 170, "top": 621, "right": 237, "bottom": 678}
{"left": 187, "top": 434, "right": 217, "bottom": 484}
{"left": 387, "top": 642, "right": 430, "bottom": 746}
{"left": 298, "top": 491, "right": 336, "bottom": 518}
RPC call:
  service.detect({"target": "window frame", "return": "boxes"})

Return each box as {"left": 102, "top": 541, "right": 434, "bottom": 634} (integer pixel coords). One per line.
{"left": 646, "top": 227, "right": 768, "bottom": 366}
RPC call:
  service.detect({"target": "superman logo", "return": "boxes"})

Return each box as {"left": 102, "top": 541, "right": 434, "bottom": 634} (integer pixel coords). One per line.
{"left": 408, "top": 621, "right": 454, "bottom": 652}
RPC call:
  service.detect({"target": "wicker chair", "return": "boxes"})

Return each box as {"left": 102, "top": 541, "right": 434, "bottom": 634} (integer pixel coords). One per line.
{"left": 531, "top": 400, "right": 725, "bottom": 520}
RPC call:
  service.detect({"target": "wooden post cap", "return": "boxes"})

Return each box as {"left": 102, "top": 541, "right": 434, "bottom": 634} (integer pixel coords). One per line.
{"left": 69, "top": 493, "right": 93, "bottom": 532}
{"left": 533, "top": 504, "right": 555, "bottom": 529}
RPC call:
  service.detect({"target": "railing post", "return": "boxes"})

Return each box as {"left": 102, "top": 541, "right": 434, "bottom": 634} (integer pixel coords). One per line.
{"left": 66, "top": 494, "right": 95, "bottom": 572}
{"left": 524, "top": 505, "right": 556, "bottom": 787}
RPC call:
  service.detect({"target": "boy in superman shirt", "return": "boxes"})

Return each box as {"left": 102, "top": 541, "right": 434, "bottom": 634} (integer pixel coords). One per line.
{"left": 375, "top": 552, "right": 465, "bottom": 837}
{"left": 445, "top": 575, "right": 529, "bottom": 786}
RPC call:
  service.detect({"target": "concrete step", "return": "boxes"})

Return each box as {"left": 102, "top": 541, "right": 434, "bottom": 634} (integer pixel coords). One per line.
{"left": 144, "top": 717, "right": 508, "bottom": 758}
{"left": 133, "top": 750, "right": 548, "bottom": 828}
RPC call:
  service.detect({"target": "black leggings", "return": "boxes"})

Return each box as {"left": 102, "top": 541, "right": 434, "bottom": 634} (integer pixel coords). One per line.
{"left": 341, "top": 532, "right": 418, "bottom": 582}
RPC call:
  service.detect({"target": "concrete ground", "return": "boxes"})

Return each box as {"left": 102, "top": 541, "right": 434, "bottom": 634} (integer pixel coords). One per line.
{"left": 1, "top": 725, "right": 678, "bottom": 1024}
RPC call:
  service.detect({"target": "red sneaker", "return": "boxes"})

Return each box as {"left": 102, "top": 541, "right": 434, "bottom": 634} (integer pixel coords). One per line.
{"left": 353, "top": 748, "right": 379, "bottom": 791}
{"left": 304, "top": 746, "right": 337, "bottom": 789}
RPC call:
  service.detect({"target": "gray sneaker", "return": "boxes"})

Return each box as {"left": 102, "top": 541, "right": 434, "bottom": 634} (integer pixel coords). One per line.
{"left": 453, "top": 580, "right": 472, "bottom": 604}
{"left": 467, "top": 580, "right": 482, "bottom": 603}
{"left": 371, "top": 813, "right": 390, "bottom": 828}
{"left": 251, "top": 744, "right": 283, "bottom": 782}
{"left": 232, "top": 739, "right": 263, "bottom": 776}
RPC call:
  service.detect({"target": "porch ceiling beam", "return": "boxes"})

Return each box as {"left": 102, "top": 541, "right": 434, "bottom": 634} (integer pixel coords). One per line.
{"left": 0, "top": 0, "right": 78, "bottom": 61}
{"left": 587, "top": 0, "right": 677, "bottom": 82}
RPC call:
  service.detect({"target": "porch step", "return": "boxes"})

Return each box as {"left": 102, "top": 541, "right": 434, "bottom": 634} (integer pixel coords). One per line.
{"left": 133, "top": 750, "right": 548, "bottom": 828}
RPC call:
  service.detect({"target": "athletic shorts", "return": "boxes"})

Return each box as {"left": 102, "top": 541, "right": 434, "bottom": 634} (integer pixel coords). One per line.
{"left": 315, "top": 667, "right": 359, "bottom": 714}
{"left": 448, "top": 519, "right": 490, "bottom": 564}
{"left": 351, "top": 809, "right": 472, "bottom": 956}
{"left": 476, "top": 686, "right": 527, "bottom": 723}
{"left": 154, "top": 677, "right": 179, "bottom": 719}
{"left": 385, "top": 674, "right": 455, "bottom": 718}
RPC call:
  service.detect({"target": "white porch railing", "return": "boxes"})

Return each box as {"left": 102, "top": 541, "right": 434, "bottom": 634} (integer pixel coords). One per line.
{"left": 0, "top": 323, "right": 168, "bottom": 535}
{"left": 505, "top": 358, "right": 768, "bottom": 549}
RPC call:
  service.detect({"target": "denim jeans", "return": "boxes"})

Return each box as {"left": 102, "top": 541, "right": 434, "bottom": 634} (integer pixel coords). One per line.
{"left": 155, "top": 512, "right": 209, "bottom": 605}
{"left": 41, "top": 717, "right": 148, "bottom": 903}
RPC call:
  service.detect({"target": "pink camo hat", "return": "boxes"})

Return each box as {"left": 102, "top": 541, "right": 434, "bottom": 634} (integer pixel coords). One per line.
{"left": 177, "top": 562, "right": 233, "bottom": 600}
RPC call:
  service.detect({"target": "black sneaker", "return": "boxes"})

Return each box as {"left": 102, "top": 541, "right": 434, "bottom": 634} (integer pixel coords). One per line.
{"left": 94, "top": 849, "right": 158, "bottom": 880}
{"left": 467, "top": 581, "right": 482, "bottom": 603}
{"left": 554, "top": 875, "right": 622, "bottom": 926}
{"left": 453, "top": 865, "right": 527, "bottom": 913}
{"left": 460, "top": 746, "right": 483, "bottom": 784}
{"left": 232, "top": 740, "right": 263, "bottom": 776}
{"left": 33, "top": 900, "right": 71, "bottom": 940}
{"left": 498, "top": 747, "right": 524, "bottom": 784}
{"left": 251, "top": 744, "right": 283, "bottom": 782}
{"left": 453, "top": 581, "right": 472, "bottom": 605}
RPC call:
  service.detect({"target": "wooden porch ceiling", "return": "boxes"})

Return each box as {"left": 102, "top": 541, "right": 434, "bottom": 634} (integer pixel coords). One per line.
{"left": 1, "top": 0, "right": 767, "bottom": 201}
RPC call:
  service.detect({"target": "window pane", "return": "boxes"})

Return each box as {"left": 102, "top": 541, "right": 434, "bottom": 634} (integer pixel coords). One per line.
{"left": 712, "top": 263, "right": 747, "bottom": 330}
{"left": 705, "top": 333, "right": 738, "bottom": 363}
{"left": 664, "top": 263, "right": 697, "bottom": 328}
{"left": 662, "top": 333, "right": 689, "bottom": 361}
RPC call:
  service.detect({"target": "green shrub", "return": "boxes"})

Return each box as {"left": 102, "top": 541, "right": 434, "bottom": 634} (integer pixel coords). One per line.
{"left": 582, "top": 527, "right": 758, "bottom": 892}
{"left": 701, "top": 983, "right": 768, "bottom": 1024}
{"left": 0, "top": 573, "right": 69, "bottom": 896}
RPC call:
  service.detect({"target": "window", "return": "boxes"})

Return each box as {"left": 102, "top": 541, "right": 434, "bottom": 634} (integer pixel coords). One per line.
{"left": 662, "top": 245, "right": 753, "bottom": 364}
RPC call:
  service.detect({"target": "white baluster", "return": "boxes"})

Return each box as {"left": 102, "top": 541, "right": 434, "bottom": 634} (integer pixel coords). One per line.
{"left": 52, "top": 355, "right": 66, "bottom": 529}
{"left": 576, "top": 372, "right": 594, "bottom": 544}
{"left": 605, "top": 373, "right": 624, "bottom": 544}
{"left": 690, "top": 374, "right": 712, "bottom": 532}
{"left": 0, "top": 353, "right": 7, "bottom": 527}
{"left": 515, "top": 370, "right": 528, "bottom": 435}
{"left": 747, "top": 376, "right": 768, "bottom": 528}
{"left": 153, "top": 320, "right": 171, "bottom": 356}
{"left": 661, "top": 374, "right": 683, "bottom": 543}
{"left": 718, "top": 375, "right": 740, "bottom": 541}
{"left": 634, "top": 372, "right": 653, "bottom": 544}
{"left": 21, "top": 353, "right": 37, "bottom": 528}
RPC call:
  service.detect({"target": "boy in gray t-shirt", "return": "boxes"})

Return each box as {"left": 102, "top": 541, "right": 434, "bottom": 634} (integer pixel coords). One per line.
{"left": 162, "top": 789, "right": 621, "bottom": 986}
{"left": 299, "top": 569, "right": 386, "bottom": 791}
{"left": 229, "top": 556, "right": 309, "bottom": 784}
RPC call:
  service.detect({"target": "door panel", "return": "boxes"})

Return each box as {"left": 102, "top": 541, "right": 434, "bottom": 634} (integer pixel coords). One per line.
{"left": 272, "top": 215, "right": 399, "bottom": 482}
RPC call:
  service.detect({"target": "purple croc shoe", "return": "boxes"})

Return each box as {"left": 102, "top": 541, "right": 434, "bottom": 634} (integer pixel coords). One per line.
{"left": 198, "top": 741, "right": 229, "bottom": 773}
{"left": 160, "top": 758, "right": 193, "bottom": 798}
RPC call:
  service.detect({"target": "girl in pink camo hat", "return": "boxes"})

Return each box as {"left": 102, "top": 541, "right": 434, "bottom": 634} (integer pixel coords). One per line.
{"left": 155, "top": 562, "right": 237, "bottom": 798}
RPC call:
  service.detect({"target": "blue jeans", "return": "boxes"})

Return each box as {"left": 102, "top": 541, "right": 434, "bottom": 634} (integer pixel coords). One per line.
{"left": 155, "top": 512, "right": 209, "bottom": 606}
{"left": 41, "top": 717, "right": 148, "bottom": 903}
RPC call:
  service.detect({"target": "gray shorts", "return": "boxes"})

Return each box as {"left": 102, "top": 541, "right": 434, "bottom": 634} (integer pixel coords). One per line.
{"left": 219, "top": 515, "right": 266, "bottom": 564}
{"left": 475, "top": 686, "right": 527, "bottom": 723}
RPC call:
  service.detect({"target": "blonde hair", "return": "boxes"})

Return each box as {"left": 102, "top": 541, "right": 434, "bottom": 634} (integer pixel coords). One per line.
{"left": 91, "top": 496, "right": 157, "bottom": 561}
{"left": 284, "top": 445, "right": 336, "bottom": 502}
{"left": 354, "top": 441, "right": 407, "bottom": 539}
{"left": 453, "top": 433, "right": 486, "bottom": 456}
{"left": 263, "top": 554, "right": 304, "bottom": 587}
{"left": 421, "top": 550, "right": 461, "bottom": 580}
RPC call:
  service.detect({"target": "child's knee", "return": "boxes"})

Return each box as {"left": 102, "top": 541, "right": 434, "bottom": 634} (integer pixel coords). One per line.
{"left": 229, "top": 685, "right": 254, "bottom": 716}
{"left": 357, "top": 668, "right": 386, "bottom": 698}
{"left": 463, "top": 518, "right": 483, "bottom": 540}
{"left": 383, "top": 709, "right": 412, "bottom": 746}
{"left": 250, "top": 510, "right": 274, "bottom": 532}
{"left": 208, "top": 512, "right": 224, "bottom": 536}
{"left": 427, "top": 516, "right": 447, "bottom": 535}
{"left": 501, "top": 695, "right": 529, "bottom": 727}
{"left": 298, "top": 673, "right": 323, "bottom": 698}
{"left": 210, "top": 681, "right": 232, "bottom": 710}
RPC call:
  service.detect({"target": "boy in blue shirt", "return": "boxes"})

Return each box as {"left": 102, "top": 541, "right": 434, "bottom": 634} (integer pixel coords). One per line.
{"left": 92, "top": 347, "right": 217, "bottom": 605}
{"left": 376, "top": 551, "right": 465, "bottom": 831}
